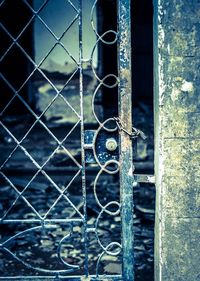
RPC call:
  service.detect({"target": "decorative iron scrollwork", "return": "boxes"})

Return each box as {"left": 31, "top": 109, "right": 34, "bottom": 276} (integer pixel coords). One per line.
{"left": 90, "top": 1, "right": 122, "bottom": 276}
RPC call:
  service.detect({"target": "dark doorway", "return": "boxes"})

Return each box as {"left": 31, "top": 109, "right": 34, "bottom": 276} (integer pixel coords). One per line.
{"left": 131, "top": 1, "right": 155, "bottom": 281}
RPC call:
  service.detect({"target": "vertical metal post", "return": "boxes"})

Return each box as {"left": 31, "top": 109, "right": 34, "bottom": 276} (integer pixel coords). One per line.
{"left": 118, "top": 0, "right": 134, "bottom": 280}
{"left": 79, "top": 0, "right": 88, "bottom": 277}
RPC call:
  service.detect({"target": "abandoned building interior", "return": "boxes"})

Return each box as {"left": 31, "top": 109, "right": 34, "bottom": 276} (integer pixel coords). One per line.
{"left": 1, "top": 0, "right": 199, "bottom": 281}
{"left": 0, "top": 0, "right": 154, "bottom": 279}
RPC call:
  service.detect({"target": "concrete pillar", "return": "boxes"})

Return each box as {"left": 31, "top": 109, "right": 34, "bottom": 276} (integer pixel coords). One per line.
{"left": 154, "top": 1, "right": 200, "bottom": 280}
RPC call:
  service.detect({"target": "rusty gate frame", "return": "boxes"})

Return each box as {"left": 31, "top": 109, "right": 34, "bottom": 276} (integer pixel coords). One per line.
{"left": 0, "top": 0, "right": 134, "bottom": 280}
{"left": 118, "top": 1, "right": 134, "bottom": 280}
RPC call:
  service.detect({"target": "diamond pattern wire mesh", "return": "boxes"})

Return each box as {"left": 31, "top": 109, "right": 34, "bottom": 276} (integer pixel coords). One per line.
{"left": 0, "top": 0, "right": 133, "bottom": 279}
{"left": 0, "top": 0, "right": 87, "bottom": 277}
{"left": 0, "top": 0, "right": 82, "bottom": 217}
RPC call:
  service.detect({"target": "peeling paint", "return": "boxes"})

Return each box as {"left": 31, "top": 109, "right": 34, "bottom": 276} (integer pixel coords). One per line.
{"left": 181, "top": 80, "right": 194, "bottom": 93}
{"left": 171, "top": 86, "right": 181, "bottom": 102}
{"left": 128, "top": 167, "right": 132, "bottom": 176}
{"left": 118, "top": 1, "right": 134, "bottom": 280}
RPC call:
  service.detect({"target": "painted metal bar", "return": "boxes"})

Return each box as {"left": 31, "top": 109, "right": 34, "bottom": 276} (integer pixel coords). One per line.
{"left": 118, "top": 0, "right": 134, "bottom": 280}
{"left": 0, "top": 274, "right": 122, "bottom": 280}
{"left": 78, "top": 0, "right": 89, "bottom": 277}
{"left": 0, "top": 219, "right": 83, "bottom": 223}
{"left": 134, "top": 174, "right": 155, "bottom": 184}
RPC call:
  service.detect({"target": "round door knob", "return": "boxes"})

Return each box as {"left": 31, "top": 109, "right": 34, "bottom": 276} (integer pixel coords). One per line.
{"left": 105, "top": 138, "right": 118, "bottom": 151}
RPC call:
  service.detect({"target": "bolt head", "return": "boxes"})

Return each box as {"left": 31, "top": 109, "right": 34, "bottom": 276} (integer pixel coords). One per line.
{"left": 105, "top": 138, "right": 118, "bottom": 151}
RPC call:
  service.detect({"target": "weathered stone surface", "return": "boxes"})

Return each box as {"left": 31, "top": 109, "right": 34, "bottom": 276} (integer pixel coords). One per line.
{"left": 159, "top": 0, "right": 200, "bottom": 57}
{"left": 162, "top": 218, "right": 200, "bottom": 281}
{"left": 161, "top": 111, "right": 200, "bottom": 138}
{"left": 162, "top": 176, "right": 200, "bottom": 217}
{"left": 163, "top": 139, "right": 200, "bottom": 178}
{"left": 154, "top": 0, "right": 200, "bottom": 280}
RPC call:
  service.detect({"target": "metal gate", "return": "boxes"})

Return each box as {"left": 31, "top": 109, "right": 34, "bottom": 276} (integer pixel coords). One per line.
{"left": 0, "top": 0, "right": 135, "bottom": 280}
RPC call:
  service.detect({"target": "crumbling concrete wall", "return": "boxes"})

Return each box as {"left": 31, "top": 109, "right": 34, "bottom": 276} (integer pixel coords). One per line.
{"left": 154, "top": 1, "right": 200, "bottom": 280}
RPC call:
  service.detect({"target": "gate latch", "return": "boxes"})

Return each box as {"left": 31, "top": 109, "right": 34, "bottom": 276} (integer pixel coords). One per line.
{"left": 84, "top": 130, "right": 119, "bottom": 164}
{"left": 84, "top": 121, "right": 146, "bottom": 164}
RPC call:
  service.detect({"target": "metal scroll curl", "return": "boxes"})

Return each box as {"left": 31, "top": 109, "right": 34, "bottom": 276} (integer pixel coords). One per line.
{"left": 90, "top": 0, "right": 122, "bottom": 275}
{"left": 94, "top": 202, "right": 121, "bottom": 276}
{"left": 0, "top": 224, "right": 80, "bottom": 274}
{"left": 96, "top": 241, "right": 122, "bottom": 277}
